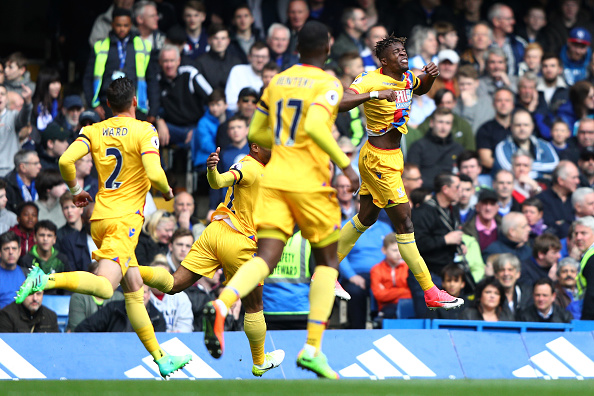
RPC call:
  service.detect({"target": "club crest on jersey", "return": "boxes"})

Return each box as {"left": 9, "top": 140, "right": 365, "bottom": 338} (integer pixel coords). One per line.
{"left": 394, "top": 90, "right": 412, "bottom": 110}
{"left": 326, "top": 90, "right": 339, "bottom": 106}
{"left": 231, "top": 162, "right": 243, "bottom": 170}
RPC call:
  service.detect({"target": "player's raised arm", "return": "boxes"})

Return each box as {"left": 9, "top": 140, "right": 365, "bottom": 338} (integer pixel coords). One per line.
{"left": 413, "top": 62, "right": 440, "bottom": 95}
{"left": 206, "top": 147, "right": 239, "bottom": 189}
{"left": 59, "top": 136, "right": 94, "bottom": 206}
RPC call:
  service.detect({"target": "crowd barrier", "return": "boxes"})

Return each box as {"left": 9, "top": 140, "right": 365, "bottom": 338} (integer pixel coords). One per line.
{"left": 1, "top": 328, "right": 594, "bottom": 380}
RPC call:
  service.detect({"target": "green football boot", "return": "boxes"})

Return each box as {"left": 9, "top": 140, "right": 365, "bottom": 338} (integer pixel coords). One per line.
{"left": 15, "top": 266, "right": 48, "bottom": 304}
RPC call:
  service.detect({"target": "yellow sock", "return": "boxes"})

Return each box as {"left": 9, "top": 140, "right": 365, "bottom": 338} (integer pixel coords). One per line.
{"left": 138, "top": 265, "right": 173, "bottom": 293}
{"left": 244, "top": 311, "right": 266, "bottom": 365}
{"left": 46, "top": 272, "right": 114, "bottom": 299}
{"left": 337, "top": 215, "right": 369, "bottom": 263}
{"left": 124, "top": 288, "right": 166, "bottom": 360}
{"left": 219, "top": 257, "right": 270, "bottom": 309}
{"left": 306, "top": 265, "right": 338, "bottom": 351}
{"left": 396, "top": 233, "right": 435, "bottom": 291}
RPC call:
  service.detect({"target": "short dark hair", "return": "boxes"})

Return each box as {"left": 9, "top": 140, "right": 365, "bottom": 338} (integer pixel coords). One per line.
{"left": 434, "top": 172, "right": 458, "bottom": 194}
{"left": 263, "top": 61, "right": 281, "bottom": 73}
{"left": 375, "top": 34, "right": 407, "bottom": 59}
{"left": 0, "top": 179, "right": 6, "bottom": 191}
{"left": 532, "top": 233, "right": 562, "bottom": 257}
{"left": 106, "top": 77, "right": 135, "bottom": 113}
{"left": 0, "top": 231, "right": 20, "bottom": 248}
{"left": 338, "top": 52, "right": 362, "bottom": 72}
{"left": 16, "top": 201, "right": 38, "bottom": 217}
{"left": 521, "top": 197, "right": 543, "bottom": 212}
{"left": 432, "top": 106, "right": 453, "bottom": 119}
{"left": 184, "top": 0, "right": 205, "bottom": 13}
{"left": 112, "top": 7, "right": 132, "bottom": 19}
{"left": 297, "top": 21, "right": 330, "bottom": 58}
{"left": 442, "top": 263, "right": 465, "bottom": 280}
{"left": 6, "top": 52, "right": 27, "bottom": 68}
{"left": 59, "top": 191, "right": 74, "bottom": 207}
{"left": 207, "top": 23, "right": 229, "bottom": 38}
{"left": 35, "top": 220, "right": 57, "bottom": 236}
{"left": 533, "top": 277, "right": 555, "bottom": 294}
{"left": 171, "top": 228, "right": 193, "bottom": 243}
{"left": 457, "top": 150, "right": 480, "bottom": 169}
{"left": 228, "top": 114, "right": 248, "bottom": 126}
{"left": 458, "top": 173, "right": 473, "bottom": 184}
{"left": 409, "top": 187, "right": 431, "bottom": 207}
{"left": 433, "top": 88, "right": 455, "bottom": 107}
{"left": 249, "top": 41, "right": 269, "bottom": 55}
{"left": 474, "top": 276, "right": 506, "bottom": 311}
{"left": 457, "top": 64, "right": 479, "bottom": 80}
{"left": 36, "top": 169, "right": 65, "bottom": 201}
{"left": 208, "top": 88, "right": 226, "bottom": 104}
{"left": 434, "top": 21, "right": 456, "bottom": 36}
{"left": 541, "top": 52, "right": 561, "bottom": 66}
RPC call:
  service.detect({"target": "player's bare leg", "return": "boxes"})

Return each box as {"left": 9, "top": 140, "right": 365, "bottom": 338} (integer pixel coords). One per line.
{"left": 241, "top": 285, "right": 285, "bottom": 376}
{"left": 296, "top": 242, "right": 340, "bottom": 379}
{"left": 203, "top": 238, "right": 285, "bottom": 359}
{"left": 385, "top": 203, "right": 463, "bottom": 310}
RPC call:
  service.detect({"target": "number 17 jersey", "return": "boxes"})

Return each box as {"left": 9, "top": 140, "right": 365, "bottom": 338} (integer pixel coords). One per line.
{"left": 77, "top": 116, "right": 160, "bottom": 220}
{"left": 257, "top": 64, "right": 343, "bottom": 192}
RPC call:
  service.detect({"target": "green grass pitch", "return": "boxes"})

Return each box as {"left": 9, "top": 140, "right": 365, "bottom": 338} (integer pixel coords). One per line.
{"left": 2, "top": 379, "right": 593, "bottom": 396}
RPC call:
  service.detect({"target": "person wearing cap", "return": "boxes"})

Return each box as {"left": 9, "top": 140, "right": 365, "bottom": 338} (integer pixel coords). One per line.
{"left": 554, "top": 257, "right": 582, "bottom": 319}
{"left": 55, "top": 95, "right": 84, "bottom": 137}
{"left": 487, "top": 3, "right": 526, "bottom": 76}
{"left": 462, "top": 188, "right": 502, "bottom": 252}
{"left": 561, "top": 27, "right": 592, "bottom": 85}
{"left": 215, "top": 87, "right": 259, "bottom": 150}
{"left": 545, "top": 0, "right": 594, "bottom": 55}
{"left": 427, "top": 49, "right": 460, "bottom": 99}
{"left": 156, "top": 44, "right": 212, "bottom": 147}
{"left": 83, "top": 7, "right": 159, "bottom": 122}
{"left": 224, "top": 42, "right": 269, "bottom": 113}
{"left": 36, "top": 123, "right": 70, "bottom": 171}
{"left": 79, "top": 110, "right": 101, "bottom": 127}
{"left": 579, "top": 148, "right": 594, "bottom": 188}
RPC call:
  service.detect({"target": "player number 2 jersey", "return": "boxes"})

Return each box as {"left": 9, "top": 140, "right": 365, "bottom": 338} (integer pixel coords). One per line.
{"left": 257, "top": 64, "right": 343, "bottom": 192}
{"left": 349, "top": 68, "right": 420, "bottom": 137}
{"left": 77, "top": 117, "right": 159, "bottom": 220}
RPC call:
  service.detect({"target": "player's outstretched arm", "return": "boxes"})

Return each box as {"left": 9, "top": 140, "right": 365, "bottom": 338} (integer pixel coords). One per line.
{"left": 59, "top": 139, "right": 94, "bottom": 207}
{"left": 338, "top": 88, "right": 398, "bottom": 112}
{"left": 141, "top": 153, "right": 172, "bottom": 199}
{"left": 247, "top": 108, "right": 273, "bottom": 149}
{"left": 414, "top": 62, "right": 440, "bottom": 96}
{"left": 206, "top": 147, "right": 239, "bottom": 190}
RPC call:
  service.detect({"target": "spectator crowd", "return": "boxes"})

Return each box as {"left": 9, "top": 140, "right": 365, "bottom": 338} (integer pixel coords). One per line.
{"left": 4, "top": 0, "right": 594, "bottom": 332}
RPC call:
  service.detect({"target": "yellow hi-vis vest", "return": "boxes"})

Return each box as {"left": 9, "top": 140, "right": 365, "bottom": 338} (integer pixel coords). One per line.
{"left": 578, "top": 245, "right": 594, "bottom": 297}
{"left": 266, "top": 231, "right": 311, "bottom": 284}
{"left": 91, "top": 36, "right": 151, "bottom": 113}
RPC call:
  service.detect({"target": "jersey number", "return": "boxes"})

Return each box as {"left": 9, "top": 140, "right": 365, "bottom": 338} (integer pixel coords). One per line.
{"left": 274, "top": 98, "right": 302, "bottom": 146}
{"left": 105, "top": 148, "right": 123, "bottom": 189}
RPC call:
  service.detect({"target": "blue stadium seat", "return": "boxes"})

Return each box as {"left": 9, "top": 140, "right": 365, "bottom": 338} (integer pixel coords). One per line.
{"left": 396, "top": 298, "right": 416, "bottom": 319}
{"left": 42, "top": 295, "right": 71, "bottom": 332}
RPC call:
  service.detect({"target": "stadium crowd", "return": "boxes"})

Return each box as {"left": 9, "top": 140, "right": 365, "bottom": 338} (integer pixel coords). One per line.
{"left": 3, "top": 0, "right": 594, "bottom": 332}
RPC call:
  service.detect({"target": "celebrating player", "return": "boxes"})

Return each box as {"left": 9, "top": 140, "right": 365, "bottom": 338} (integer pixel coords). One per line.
{"left": 201, "top": 20, "right": 359, "bottom": 379}
{"left": 15, "top": 77, "right": 191, "bottom": 379}
{"left": 337, "top": 34, "right": 464, "bottom": 310}
{"left": 138, "top": 142, "right": 286, "bottom": 377}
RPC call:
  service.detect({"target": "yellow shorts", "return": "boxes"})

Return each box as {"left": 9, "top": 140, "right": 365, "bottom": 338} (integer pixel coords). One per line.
{"left": 181, "top": 220, "right": 257, "bottom": 284}
{"left": 254, "top": 186, "right": 341, "bottom": 247}
{"left": 359, "top": 141, "right": 408, "bottom": 207}
{"left": 91, "top": 213, "right": 144, "bottom": 275}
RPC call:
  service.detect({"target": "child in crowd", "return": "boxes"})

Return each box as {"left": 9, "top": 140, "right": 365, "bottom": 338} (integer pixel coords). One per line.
{"left": 427, "top": 264, "right": 468, "bottom": 319}
{"left": 518, "top": 43, "right": 543, "bottom": 76}
{"left": 193, "top": 89, "right": 230, "bottom": 169}
{"left": 9, "top": 202, "right": 38, "bottom": 257}
{"left": 434, "top": 21, "right": 458, "bottom": 51}
{"left": 0, "top": 179, "right": 17, "bottom": 234}
{"left": 35, "top": 169, "right": 68, "bottom": 228}
{"left": 549, "top": 120, "right": 578, "bottom": 161}
{"left": 370, "top": 233, "right": 412, "bottom": 319}
{"left": 18, "top": 220, "right": 71, "bottom": 278}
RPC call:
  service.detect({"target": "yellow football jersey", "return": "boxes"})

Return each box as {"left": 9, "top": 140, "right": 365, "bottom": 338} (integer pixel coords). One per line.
{"left": 212, "top": 154, "right": 264, "bottom": 240}
{"left": 76, "top": 116, "right": 160, "bottom": 220}
{"left": 257, "top": 64, "right": 343, "bottom": 192}
{"left": 349, "top": 68, "right": 420, "bottom": 136}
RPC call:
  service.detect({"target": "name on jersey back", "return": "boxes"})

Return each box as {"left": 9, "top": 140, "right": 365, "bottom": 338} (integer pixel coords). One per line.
{"left": 275, "top": 76, "right": 314, "bottom": 88}
{"left": 102, "top": 127, "right": 128, "bottom": 137}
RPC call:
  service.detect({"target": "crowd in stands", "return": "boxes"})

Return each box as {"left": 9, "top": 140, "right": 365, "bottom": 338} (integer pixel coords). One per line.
{"left": 5, "top": 0, "right": 594, "bottom": 332}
